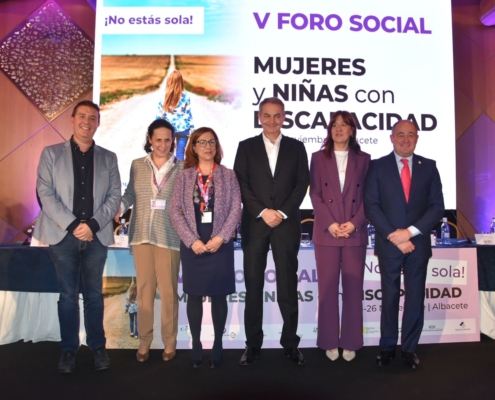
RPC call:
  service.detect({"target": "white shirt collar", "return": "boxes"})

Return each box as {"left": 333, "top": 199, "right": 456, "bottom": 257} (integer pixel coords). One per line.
{"left": 394, "top": 151, "right": 413, "bottom": 164}
{"left": 262, "top": 132, "right": 282, "bottom": 146}
{"left": 146, "top": 152, "right": 175, "bottom": 175}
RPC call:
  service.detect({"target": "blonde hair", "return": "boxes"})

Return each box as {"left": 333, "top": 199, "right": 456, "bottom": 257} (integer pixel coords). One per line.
{"left": 163, "top": 70, "right": 184, "bottom": 113}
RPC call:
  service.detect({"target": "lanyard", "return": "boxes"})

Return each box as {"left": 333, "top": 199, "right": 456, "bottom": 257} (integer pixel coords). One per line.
{"left": 152, "top": 156, "right": 178, "bottom": 192}
{"left": 196, "top": 163, "right": 216, "bottom": 212}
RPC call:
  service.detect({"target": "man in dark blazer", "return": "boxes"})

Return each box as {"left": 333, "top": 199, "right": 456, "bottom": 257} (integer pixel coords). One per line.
{"left": 364, "top": 120, "right": 444, "bottom": 369}
{"left": 234, "top": 97, "right": 309, "bottom": 365}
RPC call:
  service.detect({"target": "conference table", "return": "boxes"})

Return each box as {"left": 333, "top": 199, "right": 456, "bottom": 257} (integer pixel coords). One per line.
{"left": 0, "top": 242, "right": 493, "bottom": 349}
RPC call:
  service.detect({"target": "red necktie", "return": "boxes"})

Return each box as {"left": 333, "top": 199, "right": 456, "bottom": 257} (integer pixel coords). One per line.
{"left": 401, "top": 159, "right": 411, "bottom": 202}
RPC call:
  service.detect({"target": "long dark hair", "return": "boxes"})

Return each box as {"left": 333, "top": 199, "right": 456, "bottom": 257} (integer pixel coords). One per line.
{"left": 129, "top": 283, "right": 137, "bottom": 303}
{"left": 184, "top": 127, "right": 223, "bottom": 169}
{"left": 322, "top": 111, "right": 361, "bottom": 158}
{"left": 144, "top": 119, "right": 176, "bottom": 154}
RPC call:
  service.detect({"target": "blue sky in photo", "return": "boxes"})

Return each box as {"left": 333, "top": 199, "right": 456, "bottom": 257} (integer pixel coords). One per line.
{"left": 101, "top": 0, "right": 241, "bottom": 55}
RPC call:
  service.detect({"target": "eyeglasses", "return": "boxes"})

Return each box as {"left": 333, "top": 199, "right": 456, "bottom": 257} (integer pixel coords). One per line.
{"left": 195, "top": 139, "right": 217, "bottom": 148}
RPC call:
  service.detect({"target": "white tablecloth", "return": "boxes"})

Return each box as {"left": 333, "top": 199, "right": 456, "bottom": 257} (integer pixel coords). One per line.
{"left": 0, "top": 291, "right": 87, "bottom": 345}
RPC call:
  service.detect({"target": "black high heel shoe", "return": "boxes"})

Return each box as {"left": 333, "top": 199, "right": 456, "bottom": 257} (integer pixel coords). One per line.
{"left": 209, "top": 342, "right": 222, "bottom": 368}
{"left": 190, "top": 342, "right": 203, "bottom": 368}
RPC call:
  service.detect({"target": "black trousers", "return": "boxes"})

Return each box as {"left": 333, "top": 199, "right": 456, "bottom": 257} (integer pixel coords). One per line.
{"left": 243, "top": 231, "right": 301, "bottom": 349}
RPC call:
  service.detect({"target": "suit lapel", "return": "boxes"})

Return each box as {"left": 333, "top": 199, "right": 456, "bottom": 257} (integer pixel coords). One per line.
{"left": 342, "top": 150, "right": 356, "bottom": 198}
{"left": 255, "top": 134, "right": 273, "bottom": 178}
{"left": 326, "top": 151, "right": 343, "bottom": 203}
{"left": 409, "top": 154, "right": 421, "bottom": 201}
{"left": 273, "top": 135, "right": 287, "bottom": 178}
{"left": 213, "top": 165, "right": 224, "bottom": 210}
{"left": 185, "top": 167, "right": 197, "bottom": 224}
{"left": 93, "top": 145, "right": 101, "bottom": 199}
{"left": 63, "top": 141, "right": 75, "bottom": 198}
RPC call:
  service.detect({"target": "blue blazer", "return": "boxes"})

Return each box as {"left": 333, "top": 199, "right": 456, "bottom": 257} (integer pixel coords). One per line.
{"left": 364, "top": 152, "right": 444, "bottom": 259}
{"left": 310, "top": 149, "right": 370, "bottom": 247}
{"left": 34, "top": 141, "right": 121, "bottom": 246}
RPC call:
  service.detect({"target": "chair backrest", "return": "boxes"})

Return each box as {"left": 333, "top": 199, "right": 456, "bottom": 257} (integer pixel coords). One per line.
{"left": 301, "top": 218, "right": 314, "bottom": 239}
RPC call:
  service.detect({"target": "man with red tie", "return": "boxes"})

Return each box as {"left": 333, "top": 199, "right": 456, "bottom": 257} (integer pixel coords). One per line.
{"left": 364, "top": 120, "right": 444, "bottom": 369}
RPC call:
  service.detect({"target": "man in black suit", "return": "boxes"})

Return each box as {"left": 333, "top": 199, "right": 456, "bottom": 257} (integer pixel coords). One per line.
{"left": 364, "top": 120, "right": 444, "bottom": 369}
{"left": 234, "top": 97, "right": 309, "bottom": 365}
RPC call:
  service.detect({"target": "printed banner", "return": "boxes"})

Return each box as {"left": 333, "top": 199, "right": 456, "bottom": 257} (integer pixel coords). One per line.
{"left": 103, "top": 247, "right": 479, "bottom": 349}
{"left": 93, "top": 0, "right": 456, "bottom": 209}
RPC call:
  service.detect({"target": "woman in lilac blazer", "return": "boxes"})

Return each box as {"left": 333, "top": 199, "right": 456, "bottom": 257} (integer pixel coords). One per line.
{"left": 170, "top": 127, "right": 241, "bottom": 368}
{"left": 310, "top": 111, "right": 370, "bottom": 362}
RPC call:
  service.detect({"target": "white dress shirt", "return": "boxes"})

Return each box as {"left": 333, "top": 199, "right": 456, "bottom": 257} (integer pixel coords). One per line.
{"left": 260, "top": 132, "right": 287, "bottom": 219}
{"left": 262, "top": 131, "right": 282, "bottom": 176}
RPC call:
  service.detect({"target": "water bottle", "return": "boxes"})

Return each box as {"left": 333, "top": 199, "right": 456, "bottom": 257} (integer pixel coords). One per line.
{"left": 490, "top": 218, "right": 495, "bottom": 234}
{"left": 118, "top": 218, "right": 128, "bottom": 236}
{"left": 440, "top": 217, "right": 450, "bottom": 245}
{"left": 367, "top": 222, "right": 375, "bottom": 248}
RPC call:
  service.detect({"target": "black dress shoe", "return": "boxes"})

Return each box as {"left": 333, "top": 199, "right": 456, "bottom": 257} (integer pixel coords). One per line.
{"left": 239, "top": 347, "right": 260, "bottom": 365}
{"left": 92, "top": 347, "right": 110, "bottom": 370}
{"left": 190, "top": 359, "right": 202, "bottom": 368}
{"left": 376, "top": 350, "right": 396, "bottom": 366}
{"left": 402, "top": 352, "right": 420, "bottom": 369}
{"left": 284, "top": 348, "right": 306, "bottom": 365}
{"left": 58, "top": 350, "right": 76, "bottom": 373}
{"left": 209, "top": 358, "right": 222, "bottom": 369}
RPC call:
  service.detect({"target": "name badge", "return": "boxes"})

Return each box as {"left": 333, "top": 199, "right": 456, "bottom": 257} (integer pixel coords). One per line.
{"left": 151, "top": 199, "right": 166, "bottom": 210}
{"left": 202, "top": 211, "right": 212, "bottom": 223}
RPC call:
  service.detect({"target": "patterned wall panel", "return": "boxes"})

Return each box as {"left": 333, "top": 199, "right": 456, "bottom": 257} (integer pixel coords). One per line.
{"left": 0, "top": 0, "right": 95, "bottom": 243}
{"left": 0, "top": 1, "right": 42, "bottom": 39}
{"left": 0, "top": 0, "right": 95, "bottom": 121}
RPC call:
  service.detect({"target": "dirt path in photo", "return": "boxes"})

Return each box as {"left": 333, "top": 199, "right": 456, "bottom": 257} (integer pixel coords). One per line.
{"left": 103, "top": 293, "right": 138, "bottom": 349}
{"left": 103, "top": 291, "right": 170, "bottom": 349}
{"left": 96, "top": 55, "right": 243, "bottom": 187}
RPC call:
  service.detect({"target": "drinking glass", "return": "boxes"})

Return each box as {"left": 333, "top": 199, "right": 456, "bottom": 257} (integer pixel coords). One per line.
{"left": 300, "top": 232, "right": 311, "bottom": 247}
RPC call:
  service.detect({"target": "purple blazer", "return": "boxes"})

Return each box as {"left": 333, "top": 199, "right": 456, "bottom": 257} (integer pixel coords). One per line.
{"left": 170, "top": 164, "right": 242, "bottom": 248}
{"left": 310, "top": 149, "right": 370, "bottom": 247}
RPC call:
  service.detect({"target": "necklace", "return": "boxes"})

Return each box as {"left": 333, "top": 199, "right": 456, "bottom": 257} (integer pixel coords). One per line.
{"left": 194, "top": 164, "right": 216, "bottom": 212}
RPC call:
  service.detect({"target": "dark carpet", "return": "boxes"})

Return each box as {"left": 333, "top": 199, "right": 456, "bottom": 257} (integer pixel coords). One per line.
{"left": 1, "top": 335, "right": 495, "bottom": 400}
